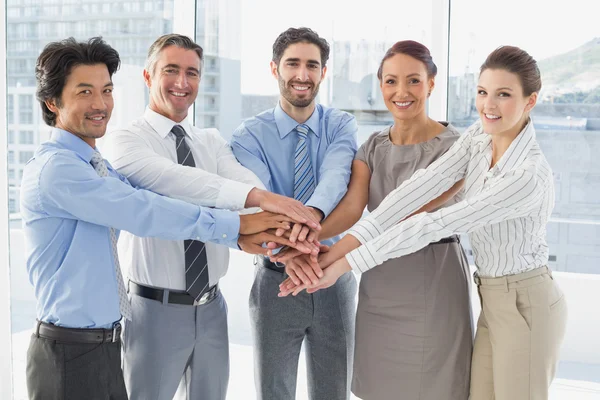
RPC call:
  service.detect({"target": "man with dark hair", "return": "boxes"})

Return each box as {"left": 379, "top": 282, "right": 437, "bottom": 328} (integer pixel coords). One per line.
{"left": 231, "top": 27, "right": 358, "bottom": 400}
{"left": 22, "top": 36, "right": 313, "bottom": 400}
{"left": 102, "top": 33, "right": 319, "bottom": 400}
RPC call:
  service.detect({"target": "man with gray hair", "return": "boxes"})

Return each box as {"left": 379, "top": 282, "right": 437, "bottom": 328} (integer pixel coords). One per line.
{"left": 103, "top": 34, "right": 320, "bottom": 400}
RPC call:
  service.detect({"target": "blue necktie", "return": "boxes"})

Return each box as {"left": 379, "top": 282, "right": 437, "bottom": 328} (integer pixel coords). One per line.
{"left": 171, "top": 125, "right": 210, "bottom": 302}
{"left": 293, "top": 124, "right": 315, "bottom": 203}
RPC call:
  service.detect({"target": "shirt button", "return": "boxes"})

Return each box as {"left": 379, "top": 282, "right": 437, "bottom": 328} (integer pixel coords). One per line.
{"left": 222, "top": 234, "right": 227, "bottom": 239}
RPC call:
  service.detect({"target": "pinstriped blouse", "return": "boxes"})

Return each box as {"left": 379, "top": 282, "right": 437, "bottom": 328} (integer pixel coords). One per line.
{"left": 346, "top": 119, "right": 554, "bottom": 278}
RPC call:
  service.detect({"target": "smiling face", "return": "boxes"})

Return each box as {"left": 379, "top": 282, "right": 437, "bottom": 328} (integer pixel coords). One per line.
{"left": 379, "top": 53, "right": 434, "bottom": 121}
{"left": 476, "top": 68, "right": 537, "bottom": 138}
{"left": 271, "top": 42, "right": 327, "bottom": 110}
{"left": 144, "top": 45, "right": 201, "bottom": 122}
{"left": 45, "top": 63, "right": 114, "bottom": 147}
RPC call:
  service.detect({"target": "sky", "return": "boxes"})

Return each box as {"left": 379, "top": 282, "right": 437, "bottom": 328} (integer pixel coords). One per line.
{"left": 238, "top": 0, "right": 600, "bottom": 94}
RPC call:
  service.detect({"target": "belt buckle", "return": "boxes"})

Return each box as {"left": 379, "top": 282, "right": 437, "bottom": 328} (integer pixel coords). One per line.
{"left": 112, "top": 323, "right": 120, "bottom": 343}
{"left": 193, "top": 290, "right": 211, "bottom": 306}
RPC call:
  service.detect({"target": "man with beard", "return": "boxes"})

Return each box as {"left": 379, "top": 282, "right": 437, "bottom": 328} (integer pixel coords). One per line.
{"left": 230, "top": 27, "right": 358, "bottom": 400}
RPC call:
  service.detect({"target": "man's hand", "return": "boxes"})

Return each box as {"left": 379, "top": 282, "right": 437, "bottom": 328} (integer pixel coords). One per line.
{"left": 270, "top": 243, "right": 329, "bottom": 264}
{"left": 246, "top": 189, "right": 321, "bottom": 230}
{"left": 265, "top": 229, "right": 320, "bottom": 256}
{"left": 239, "top": 211, "right": 293, "bottom": 235}
{"left": 238, "top": 231, "right": 294, "bottom": 255}
{"left": 238, "top": 231, "right": 317, "bottom": 255}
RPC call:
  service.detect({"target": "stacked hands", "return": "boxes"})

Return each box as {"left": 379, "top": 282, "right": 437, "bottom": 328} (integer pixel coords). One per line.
{"left": 271, "top": 241, "right": 351, "bottom": 297}
{"left": 236, "top": 191, "right": 351, "bottom": 297}
{"left": 237, "top": 190, "right": 322, "bottom": 258}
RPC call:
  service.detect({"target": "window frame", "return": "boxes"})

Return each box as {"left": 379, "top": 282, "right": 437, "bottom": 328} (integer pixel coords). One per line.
{"left": 1, "top": 0, "right": 15, "bottom": 397}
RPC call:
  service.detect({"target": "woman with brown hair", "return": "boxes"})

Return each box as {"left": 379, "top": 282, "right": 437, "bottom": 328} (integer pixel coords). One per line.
{"left": 276, "top": 40, "right": 473, "bottom": 400}
{"left": 280, "top": 45, "right": 568, "bottom": 400}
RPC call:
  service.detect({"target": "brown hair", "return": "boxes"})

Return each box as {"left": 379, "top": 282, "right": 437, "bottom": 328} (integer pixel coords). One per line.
{"left": 377, "top": 40, "right": 437, "bottom": 80}
{"left": 272, "top": 27, "right": 330, "bottom": 67}
{"left": 480, "top": 46, "right": 541, "bottom": 96}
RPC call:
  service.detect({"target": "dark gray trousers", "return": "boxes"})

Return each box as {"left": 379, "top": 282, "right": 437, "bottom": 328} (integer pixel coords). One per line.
{"left": 26, "top": 334, "right": 127, "bottom": 400}
{"left": 250, "top": 266, "right": 357, "bottom": 400}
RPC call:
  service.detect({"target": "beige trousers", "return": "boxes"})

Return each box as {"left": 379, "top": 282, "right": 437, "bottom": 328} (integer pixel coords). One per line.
{"left": 470, "top": 267, "right": 568, "bottom": 400}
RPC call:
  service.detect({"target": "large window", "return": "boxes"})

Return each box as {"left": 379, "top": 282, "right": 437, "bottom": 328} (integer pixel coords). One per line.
{"left": 2, "top": 0, "right": 599, "bottom": 399}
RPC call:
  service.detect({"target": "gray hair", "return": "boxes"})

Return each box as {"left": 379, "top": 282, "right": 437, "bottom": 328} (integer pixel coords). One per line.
{"left": 145, "top": 34, "right": 203, "bottom": 76}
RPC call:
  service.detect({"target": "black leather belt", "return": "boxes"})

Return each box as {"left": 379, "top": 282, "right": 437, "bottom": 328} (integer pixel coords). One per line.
{"left": 35, "top": 320, "right": 121, "bottom": 344}
{"left": 255, "top": 255, "right": 285, "bottom": 274}
{"left": 432, "top": 235, "right": 460, "bottom": 245}
{"left": 129, "top": 281, "right": 219, "bottom": 306}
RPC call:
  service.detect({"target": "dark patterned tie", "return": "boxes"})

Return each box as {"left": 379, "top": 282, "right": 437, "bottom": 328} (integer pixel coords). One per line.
{"left": 171, "top": 125, "right": 210, "bottom": 302}
{"left": 293, "top": 124, "right": 315, "bottom": 203}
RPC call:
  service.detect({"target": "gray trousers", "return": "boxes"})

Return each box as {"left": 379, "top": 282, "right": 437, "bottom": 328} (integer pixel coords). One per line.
{"left": 123, "top": 289, "right": 229, "bottom": 400}
{"left": 250, "top": 266, "right": 357, "bottom": 400}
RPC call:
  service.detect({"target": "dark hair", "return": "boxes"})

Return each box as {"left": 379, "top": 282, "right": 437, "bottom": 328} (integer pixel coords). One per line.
{"left": 146, "top": 34, "right": 203, "bottom": 76}
{"left": 272, "top": 27, "right": 330, "bottom": 67}
{"left": 480, "top": 46, "right": 541, "bottom": 96}
{"left": 35, "top": 37, "right": 121, "bottom": 126}
{"left": 377, "top": 40, "right": 437, "bottom": 80}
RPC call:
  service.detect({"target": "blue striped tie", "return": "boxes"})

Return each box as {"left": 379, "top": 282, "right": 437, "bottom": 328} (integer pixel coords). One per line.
{"left": 293, "top": 124, "right": 315, "bottom": 203}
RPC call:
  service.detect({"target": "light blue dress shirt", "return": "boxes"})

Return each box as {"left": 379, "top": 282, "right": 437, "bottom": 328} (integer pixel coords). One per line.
{"left": 231, "top": 103, "right": 357, "bottom": 246}
{"left": 20, "top": 128, "right": 240, "bottom": 329}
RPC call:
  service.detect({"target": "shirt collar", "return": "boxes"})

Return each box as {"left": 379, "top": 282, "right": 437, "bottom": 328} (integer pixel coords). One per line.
{"left": 50, "top": 127, "right": 96, "bottom": 163}
{"left": 144, "top": 107, "right": 194, "bottom": 139}
{"left": 493, "top": 119, "right": 536, "bottom": 174}
{"left": 274, "top": 102, "right": 320, "bottom": 139}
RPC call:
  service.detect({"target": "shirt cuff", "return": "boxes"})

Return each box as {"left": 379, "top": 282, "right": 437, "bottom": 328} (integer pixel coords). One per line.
{"left": 306, "top": 195, "right": 334, "bottom": 219}
{"left": 345, "top": 243, "right": 380, "bottom": 273}
{"left": 216, "top": 180, "right": 255, "bottom": 211}
{"left": 210, "top": 208, "right": 241, "bottom": 249}
{"left": 346, "top": 216, "right": 383, "bottom": 244}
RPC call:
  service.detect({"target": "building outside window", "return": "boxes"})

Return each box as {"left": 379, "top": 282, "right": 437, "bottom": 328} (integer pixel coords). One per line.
{"left": 18, "top": 131, "right": 33, "bottom": 145}
{"left": 18, "top": 95, "right": 33, "bottom": 124}
{"left": 7, "top": 94, "right": 14, "bottom": 124}
{"left": 18, "top": 151, "right": 33, "bottom": 164}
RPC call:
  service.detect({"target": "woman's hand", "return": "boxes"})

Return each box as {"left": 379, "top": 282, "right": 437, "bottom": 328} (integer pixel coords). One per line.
{"left": 283, "top": 253, "right": 322, "bottom": 286}
{"left": 278, "top": 256, "right": 352, "bottom": 297}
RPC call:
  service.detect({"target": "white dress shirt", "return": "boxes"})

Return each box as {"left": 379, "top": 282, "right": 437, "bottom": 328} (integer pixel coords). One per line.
{"left": 346, "top": 120, "right": 554, "bottom": 278}
{"left": 102, "top": 108, "right": 265, "bottom": 289}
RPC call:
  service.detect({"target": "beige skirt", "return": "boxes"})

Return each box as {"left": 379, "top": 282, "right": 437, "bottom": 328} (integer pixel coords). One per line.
{"left": 352, "top": 240, "right": 473, "bottom": 400}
